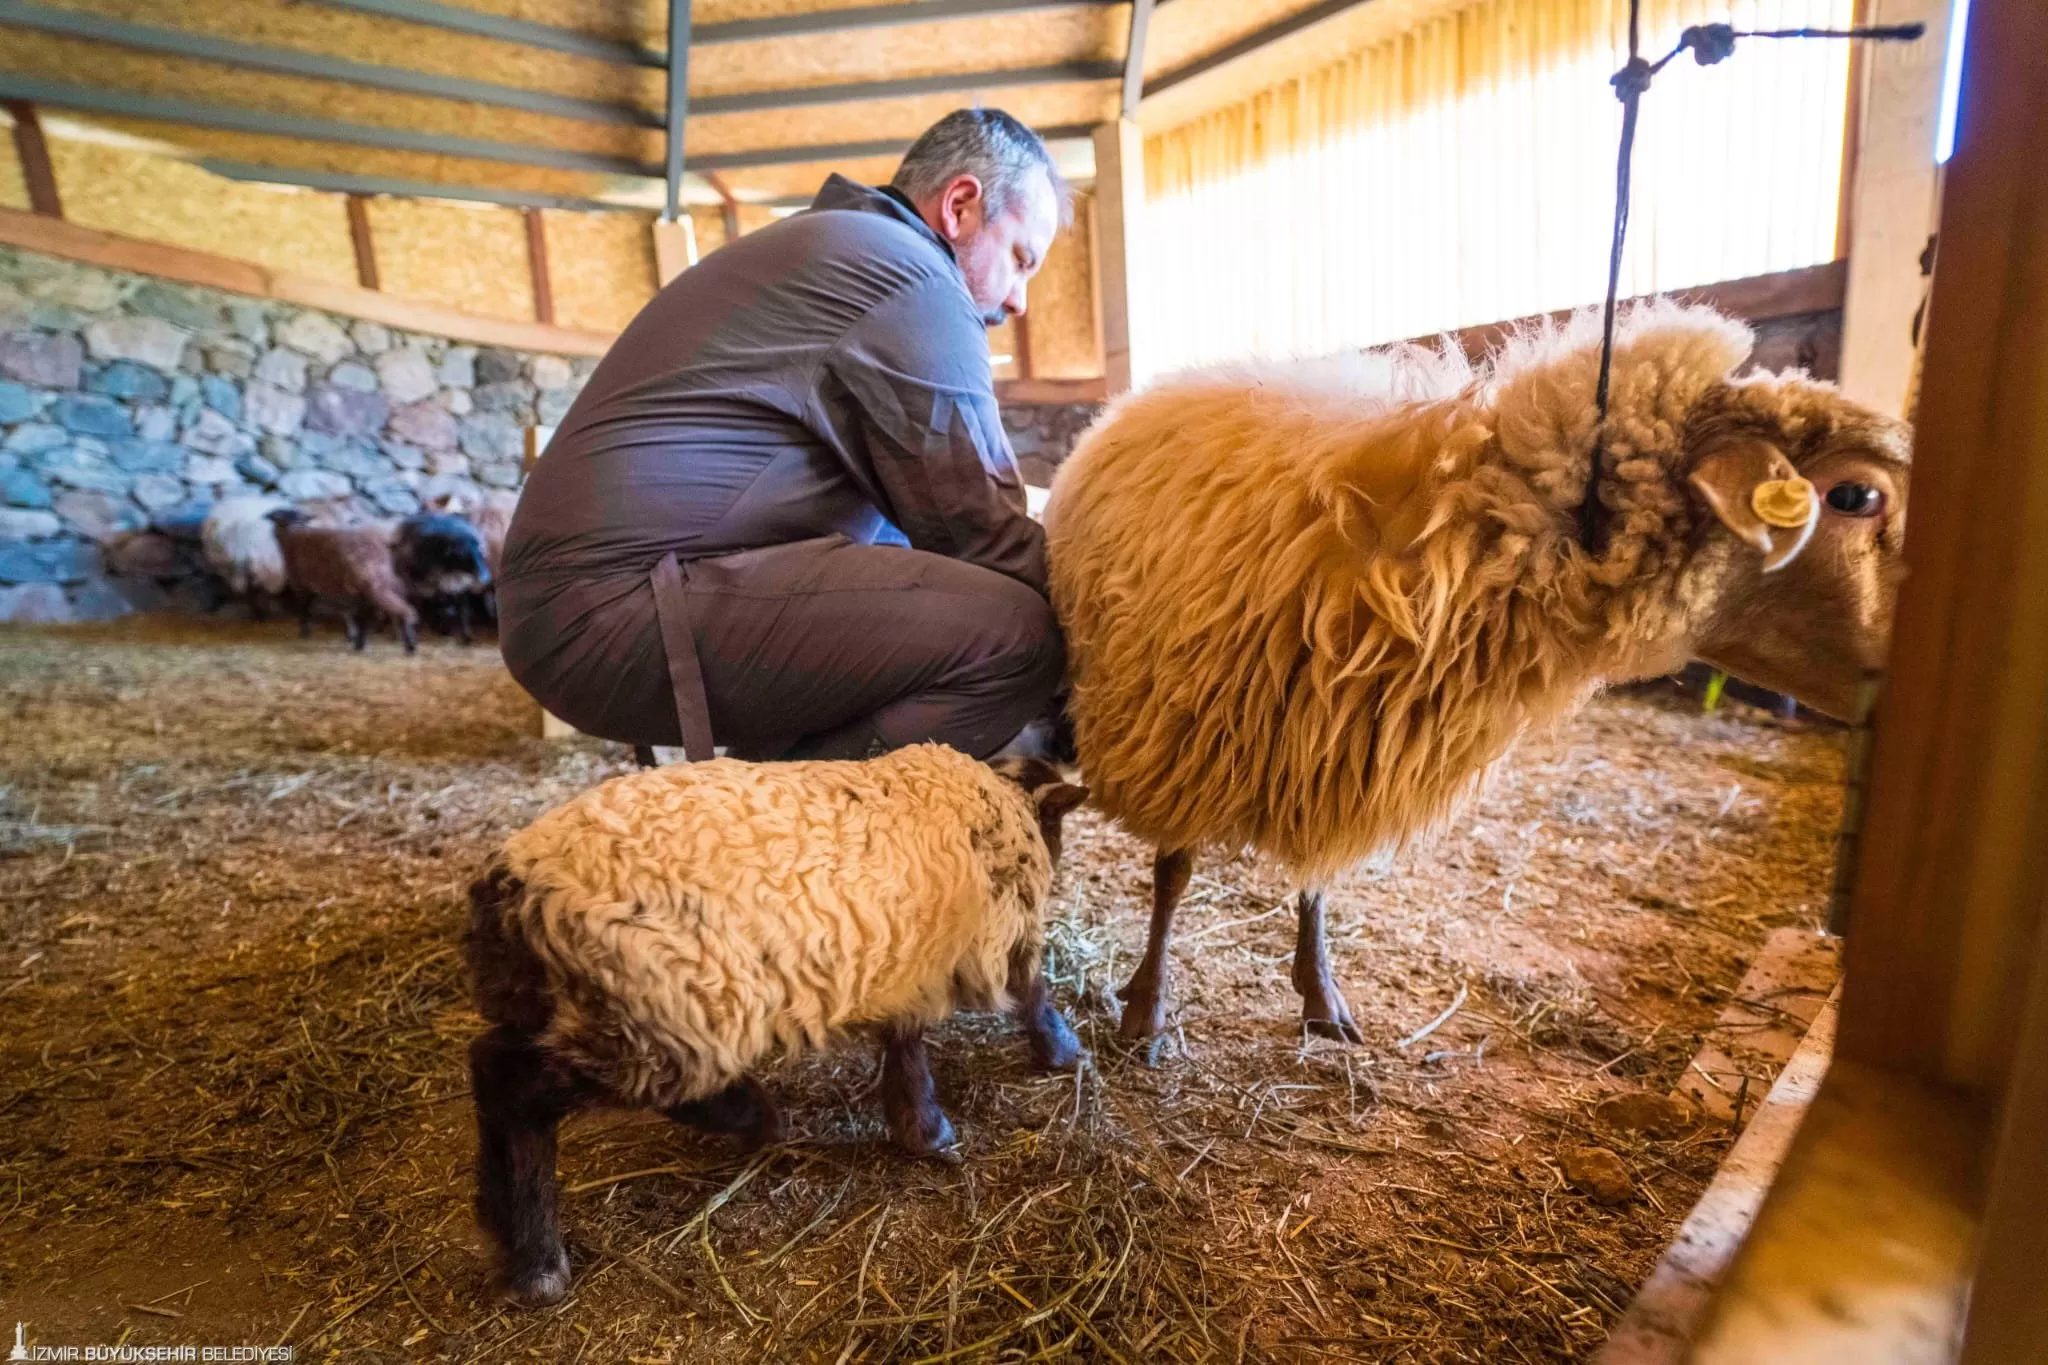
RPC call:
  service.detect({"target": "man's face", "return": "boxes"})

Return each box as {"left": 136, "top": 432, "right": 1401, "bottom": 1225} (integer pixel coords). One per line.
{"left": 932, "top": 171, "right": 1060, "bottom": 326}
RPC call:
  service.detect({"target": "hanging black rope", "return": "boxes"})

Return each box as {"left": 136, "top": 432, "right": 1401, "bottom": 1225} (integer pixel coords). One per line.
{"left": 1575, "top": 8, "right": 1925, "bottom": 553}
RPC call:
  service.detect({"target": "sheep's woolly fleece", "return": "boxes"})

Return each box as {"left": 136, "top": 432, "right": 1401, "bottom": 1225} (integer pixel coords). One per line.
{"left": 276, "top": 520, "right": 417, "bottom": 626}
{"left": 491, "top": 744, "right": 1051, "bottom": 1107}
{"left": 201, "top": 495, "right": 289, "bottom": 598}
{"left": 1044, "top": 302, "right": 1906, "bottom": 880}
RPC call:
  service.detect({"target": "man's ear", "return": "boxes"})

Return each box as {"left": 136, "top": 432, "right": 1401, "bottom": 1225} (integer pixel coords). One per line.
{"left": 1034, "top": 783, "right": 1089, "bottom": 821}
{"left": 937, "top": 174, "right": 984, "bottom": 239}
{"left": 1687, "top": 438, "right": 1820, "bottom": 572}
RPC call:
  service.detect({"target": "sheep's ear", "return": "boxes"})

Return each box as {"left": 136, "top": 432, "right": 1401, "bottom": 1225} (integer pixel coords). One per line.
{"left": 1688, "top": 439, "right": 1820, "bottom": 573}
{"left": 1035, "top": 783, "right": 1089, "bottom": 821}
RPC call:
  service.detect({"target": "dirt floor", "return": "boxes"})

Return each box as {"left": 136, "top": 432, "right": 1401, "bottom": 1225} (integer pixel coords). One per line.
{"left": 0, "top": 617, "right": 1849, "bottom": 1363}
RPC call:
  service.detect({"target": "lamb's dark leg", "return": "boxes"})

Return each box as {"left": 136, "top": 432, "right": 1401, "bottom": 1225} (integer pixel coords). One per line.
{"left": 468, "top": 1026, "right": 592, "bottom": 1307}
{"left": 346, "top": 601, "right": 368, "bottom": 651}
{"left": 249, "top": 591, "right": 268, "bottom": 623}
{"left": 296, "top": 590, "right": 315, "bottom": 639}
{"left": 455, "top": 594, "right": 473, "bottom": 646}
{"left": 664, "top": 1076, "right": 787, "bottom": 1151}
{"left": 1008, "top": 951, "right": 1080, "bottom": 1070}
{"left": 1118, "top": 847, "right": 1193, "bottom": 1042}
{"left": 399, "top": 614, "right": 418, "bottom": 655}
{"left": 879, "top": 1024, "right": 958, "bottom": 1159}
{"left": 1292, "top": 889, "right": 1364, "bottom": 1043}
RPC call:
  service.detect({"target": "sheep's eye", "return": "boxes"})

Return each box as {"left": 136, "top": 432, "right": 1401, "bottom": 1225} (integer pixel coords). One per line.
{"left": 1824, "top": 482, "right": 1884, "bottom": 517}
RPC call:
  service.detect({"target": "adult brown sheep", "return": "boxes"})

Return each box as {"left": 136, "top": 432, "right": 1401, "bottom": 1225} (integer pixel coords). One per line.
{"left": 1043, "top": 302, "right": 1910, "bottom": 1043}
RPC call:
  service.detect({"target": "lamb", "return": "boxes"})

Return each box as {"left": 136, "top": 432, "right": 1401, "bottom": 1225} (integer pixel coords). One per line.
{"left": 426, "top": 488, "right": 517, "bottom": 573}
{"left": 268, "top": 508, "right": 419, "bottom": 653}
{"left": 1043, "top": 302, "right": 1911, "bottom": 1044}
{"left": 200, "top": 495, "right": 288, "bottom": 617}
{"left": 463, "top": 746, "right": 1089, "bottom": 1306}
{"left": 392, "top": 512, "right": 492, "bottom": 644}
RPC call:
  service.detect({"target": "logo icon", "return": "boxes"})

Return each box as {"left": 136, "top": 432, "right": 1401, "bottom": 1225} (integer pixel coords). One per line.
{"left": 8, "top": 1322, "right": 26, "bottom": 1362}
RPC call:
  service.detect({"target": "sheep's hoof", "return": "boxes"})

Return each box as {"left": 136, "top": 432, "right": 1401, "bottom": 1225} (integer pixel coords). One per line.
{"left": 1024, "top": 1006, "right": 1082, "bottom": 1071}
{"left": 499, "top": 1252, "right": 571, "bottom": 1309}
{"left": 890, "top": 1108, "right": 960, "bottom": 1162}
{"left": 1115, "top": 985, "right": 1168, "bottom": 1046}
{"left": 1299, "top": 983, "right": 1366, "bottom": 1044}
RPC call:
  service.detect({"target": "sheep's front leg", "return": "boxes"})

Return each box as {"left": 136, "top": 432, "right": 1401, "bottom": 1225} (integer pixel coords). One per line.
{"left": 1118, "top": 848, "right": 1193, "bottom": 1043}
{"left": 879, "top": 1024, "right": 959, "bottom": 1160}
{"left": 1292, "top": 889, "right": 1364, "bottom": 1043}
{"left": 469, "top": 1026, "right": 592, "bottom": 1307}
{"left": 1007, "top": 953, "right": 1080, "bottom": 1070}
{"left": 665, "top": 1076, "right": 787, "bottom": 1150}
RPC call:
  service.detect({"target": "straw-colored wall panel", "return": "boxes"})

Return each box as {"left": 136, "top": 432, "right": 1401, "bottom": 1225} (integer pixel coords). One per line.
{"left": 719, "top": 153, "right": 901, "bottom": 201}
{"left": 51, "top": 139, "right": 359, "bottom": 284}
{"left": 0, "top": 29, "right": 651, "bottom": 166}
{"left": 988, "top": 315, "right": 1022, "bottom": 382}
{"left": 0, "top": 136, "right": 28, "bottom": 211}
{"left": 38, "top": 0, "right": 650, "bottom": 105}
{"left": 690, "top": 83, "right": 1117, "bottom": 157}
{"left": 76, "top": 117, "right": 625, "bottom": 201}
{"left": 1144, "top": 0, "right": 1329, "bottom": 79}
{"left": 1026, "top": 192, "right": 1099, "bottom": 379}
{"left": 690, "top": 11, "right": 1121, "bottom": 96}
{"left": 366, "top": 197, "right": 536, "bottom": 321}
{"left": 541, "top": 207, "right": 656, "bottom": 332}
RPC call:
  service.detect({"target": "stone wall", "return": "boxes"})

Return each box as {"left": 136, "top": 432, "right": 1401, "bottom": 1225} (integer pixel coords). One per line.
{"left": 0, "top": 244, "right": 595, "bottom": 623}
{"left": 1004, "top": 401, "right": 1101, "bottom": 488}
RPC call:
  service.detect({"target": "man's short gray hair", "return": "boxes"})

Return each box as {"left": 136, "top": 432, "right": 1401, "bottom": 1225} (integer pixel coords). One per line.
{"left": 891, "top": 109, "right": 1073, "bottom": 226}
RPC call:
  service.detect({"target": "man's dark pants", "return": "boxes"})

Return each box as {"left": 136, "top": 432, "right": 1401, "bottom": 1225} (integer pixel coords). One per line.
{"left": 502, "top": 535, "right": 1063, "bottom": 762}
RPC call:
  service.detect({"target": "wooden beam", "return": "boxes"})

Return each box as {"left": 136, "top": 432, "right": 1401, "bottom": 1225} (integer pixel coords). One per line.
{"left": 1091, "top": 118, "right": 1142, "bottom": 394}
{"left": 996, "top": 376, "right": 1104, "bottom": 404}
{"left": 524, "top": 207, "right": 553, "bottom": 324}
{"left": 1836, "top": 0, "right": 2048, "bottom": 1091}
{"left": 344, "top": 193, "right": 379, "bottom": 291}
{"left": 1838, "top": 0, "right": 1954, "bottom": 416}
{"left": 1142, "top": 0, "right": 1366, "bottom": 103}
{"left": 1416, "top": 262, "right": 1850, "bottom": 361}
{"left": 692, "top": 0, "right": 1135, "bottom": 44}
{"left": 663, "top": 0, "right": 691, "bottom": 222}
{"left": 1120, "top": 0, "right": 1155, "bottom": 120}
{"left": 0, "top": 205, "right": 613, "bottom": 355}
{"left": 702, "top": 171, "right": 742, "bottom": 246}
{"left": 4, "top": 99, "right": 61, "bottom": 218}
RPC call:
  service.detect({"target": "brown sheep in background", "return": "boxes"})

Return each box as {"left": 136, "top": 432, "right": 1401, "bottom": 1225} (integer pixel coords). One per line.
{"left": 269, "top": 509, "right": 419, "bottom": 654}
{"left": 1044, "top": 302, "right": 1910, "bottom": 1044}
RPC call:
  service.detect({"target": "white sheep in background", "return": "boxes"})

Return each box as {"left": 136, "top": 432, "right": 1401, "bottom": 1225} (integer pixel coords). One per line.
{"left": 1044, "top": 302, "right": 1911, "bottom": 1045}
{"left": 463, "top": 746, "right": 1088, "bottom": 1306}
{"left": 200, "top": 495, "right": 288, "bottom": 616}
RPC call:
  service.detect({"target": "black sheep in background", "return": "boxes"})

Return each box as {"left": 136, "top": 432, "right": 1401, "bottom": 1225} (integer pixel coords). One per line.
{"left": 393, "top": 513, "right": 493, "bottom": 645}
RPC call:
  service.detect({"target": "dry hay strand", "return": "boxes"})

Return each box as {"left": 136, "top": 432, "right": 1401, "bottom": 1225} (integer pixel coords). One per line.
{"left": 0, "top": 617, "right": 1847, "bottom": 1360}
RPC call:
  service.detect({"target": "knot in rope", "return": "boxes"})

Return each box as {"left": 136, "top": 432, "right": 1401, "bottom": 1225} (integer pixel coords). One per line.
{"left": 1680, "top": 23, "right": 1740, "bottom": 66}
{"left": 1609, "top": 56, "right": 1654, "bottom": 102}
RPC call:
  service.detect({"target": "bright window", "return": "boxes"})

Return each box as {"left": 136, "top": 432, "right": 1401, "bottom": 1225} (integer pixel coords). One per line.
{"left": 1135, "top": 0, "right": 1857, "bottom": 379}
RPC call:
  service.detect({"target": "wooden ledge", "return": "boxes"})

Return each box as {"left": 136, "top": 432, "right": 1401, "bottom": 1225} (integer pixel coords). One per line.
{"left": 0, "top": 206, "right": 615, "bottom": 357}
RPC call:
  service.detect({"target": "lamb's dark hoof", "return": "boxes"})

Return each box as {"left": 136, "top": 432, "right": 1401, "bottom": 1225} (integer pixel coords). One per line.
{"left": 499, "top": 1251, "right": 571, "bottom": 1308}
{"left": 1298, "top": 977, "right": 1366, "bottom": 1044}
{"left": 1025, "top": 1005, "right": 1082, "bottom": 1072}
{"left": 889, "top": 1106, "right": 959, "bottom": 1162}
{"left": 668, "top": 1077, "right": 786, "bottom": 1150}
{"left": 1116, "top": 980, "right": 1169, "bottom": 1045}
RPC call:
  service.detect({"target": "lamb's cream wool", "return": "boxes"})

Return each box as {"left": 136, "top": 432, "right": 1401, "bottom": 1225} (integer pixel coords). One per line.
{"left": 201, "top": 495, "right": 289, "bottom": 598}
{"left": 489, "top": 743, "right": 1051, "bottom": 1107}
{"left": 1045, "top": 303, "right": 1908, "bottom": 881}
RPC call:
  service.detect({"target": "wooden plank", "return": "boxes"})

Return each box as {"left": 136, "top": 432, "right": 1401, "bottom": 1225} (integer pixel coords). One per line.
{"left": 1684, "top": 1060, "right": 1982, "bottom": 1363}
{"left": 1011, "top": 307, "right": 1034, "bottom": 381}
{"left": 524, "top": 207, "right": 553, "bottom": 324}
{"left": 4, "top": 99, "right": 62, "bottom": 218}
{"left": 0, "top": 206, "right": 614, "bottom": 355}
{"left": 1121, "top": 0, "right": 1156, "bottom": 119}
{"left": 1091, "top": 118, "right": 1141, "bottom": 394}
{"left": 1838, "top": 0, "right": 1954, "bottom": 417}
{"left": 996, "top": 376, "right": 1105, "bottom": 404}
{"left": 345, "top": 193, "right": 379, "bottom": 291}
{"left": 1595, "top": 989, "right": 1841, "bottom": 1364}
{"left": 1835, "top": 0, "right": 2048, "bottom": 1089}
{"left": 1675, "top": 929, "right": 1840, "bottom": 1124}
{"left": 651, "top": 216, "right": 695, "bottom": 286}
{"left": 1419, "top": 262, "right": 1850, "bottom": 362}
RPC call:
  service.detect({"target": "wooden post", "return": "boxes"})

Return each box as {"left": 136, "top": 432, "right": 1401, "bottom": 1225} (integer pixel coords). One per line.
{"left": 703, "top": 171, "right": 742, "bottom": 249}
{"left": 524, "top": 207, "right": 554, "bottom": 324}
{"left": 1838, "top": 0, "right": 1955, "bottom": 416}
{"left": 345, "top": 193, "right": 379, "bottom": 291}
{"left": 5, "top": 101, "right": 62, "bottom": 219}
{"left": 651, "top": 215, "right": 696, "bottom": 286}
{"left": 1091, "top": 118, "right": 1143, "bottom": 395}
